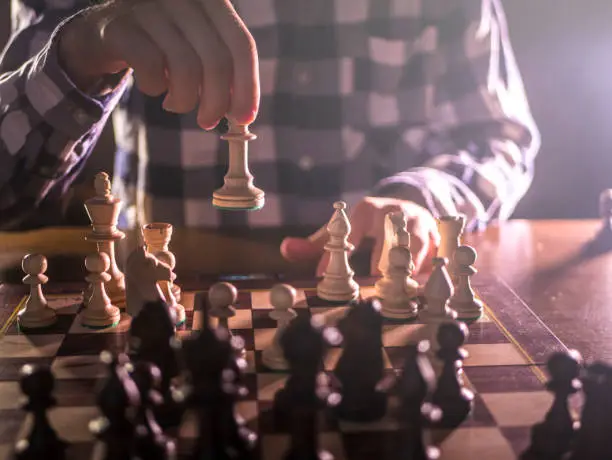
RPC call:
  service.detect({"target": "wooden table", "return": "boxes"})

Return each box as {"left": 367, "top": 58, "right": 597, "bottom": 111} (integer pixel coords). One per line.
{"left": 1, "top": 219, "right": 610, "bottom": 362}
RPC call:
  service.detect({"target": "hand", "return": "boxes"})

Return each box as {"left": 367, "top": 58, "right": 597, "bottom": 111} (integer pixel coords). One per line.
{"left": 58, "top": 0, "right": 259, "bottom": 129}
{"left": 280, "top": 197, "right": 440, "bottom": 276}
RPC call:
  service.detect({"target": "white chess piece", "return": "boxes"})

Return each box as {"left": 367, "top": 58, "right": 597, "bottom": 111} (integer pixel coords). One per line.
{"left": 18, "top": 254, "right": 57, "bottom": 329}
{"left": 262, "top": 284, "right": 298, "bottom": 370}
{"left": 80, "top": 252, "right": 121, "bottom": 328}
{"left": 377, "top": 211, "right": 409, "bottom": 275}
{"left": 317, "top": 201, "right": 360, "bottom": 302}
{"left": 83, "top": 172, "right": 126, "bottom": 308}
{"left": 155, "top": 251, "right": 186, "bottom": 326}
{"left": 377, "top": 245, "right": 420, "bottom": 320}
{"left": 212, "top": 120, "right": 265, "bottom": 210}
{"left": 125, "top": 245, "right": 172, "bottom": 318}
{"left": 421, "top": 257, "right": 458, "bottom": 362}
{"left": 449, "top": 245, "right": 483, "bottom": 320}
{"left": 436, "top": 215, "right": 466, "bottom": 282}
{"left": 141, "top": 222, "right": 181, "bottom": 302}
{"left": 208, "top": 282, "right": 246, "bottom": 356}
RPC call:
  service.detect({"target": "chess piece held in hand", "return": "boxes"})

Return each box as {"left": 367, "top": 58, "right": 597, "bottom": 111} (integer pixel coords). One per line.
{"left": 212, "top": 120, "right": 265, "bottom": 211}
{"left": 18, "top": 254, "right": 57, "bottom": 330}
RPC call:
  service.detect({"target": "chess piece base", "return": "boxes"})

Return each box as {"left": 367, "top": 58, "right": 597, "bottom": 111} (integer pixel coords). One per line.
{"left": 213, "top": 184, "right": 265, "bottom": 210}
{"left": 262, "top": 348, "right": 289, "bottom": 371}
{"left": 171, "top": 303, "right": 186, "bottom": 326}
{"left": 317, "top": 278, "right": 359, "bottom": 302}
{"left": 80, "top": 305, "right": 121, "bottom": 329}
{"left": 380, "top": 299, "right": 419, "bottom": 320}
{"left": 18, "top": 307, "right": 57, "bottom": 329}
{"left": 452, "top": 298, "right": 484, "bottom": 321}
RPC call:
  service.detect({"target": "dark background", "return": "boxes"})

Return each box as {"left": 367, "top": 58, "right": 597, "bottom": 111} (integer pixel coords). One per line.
{"left": 1, "top": 1, "right": 611, "bottom": 220}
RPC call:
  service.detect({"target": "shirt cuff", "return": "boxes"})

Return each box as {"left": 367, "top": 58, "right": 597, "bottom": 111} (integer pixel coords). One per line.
{"left": 24, "top": 16, "right": 130, "bottom": 144}
{"left": 372, "top": 167, "right": 489, "bottom": 230}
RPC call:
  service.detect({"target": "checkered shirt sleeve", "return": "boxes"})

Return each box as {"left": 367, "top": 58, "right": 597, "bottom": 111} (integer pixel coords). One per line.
{"left": 0, "top": 0, "right": 127, "bottom": 230}
{"left": 373, "top": 0, "right": 541, "bottom": 228}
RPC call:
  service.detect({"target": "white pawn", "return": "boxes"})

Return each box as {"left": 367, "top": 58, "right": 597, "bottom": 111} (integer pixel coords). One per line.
{"left": 262, "top": 284, "right": 298, "bottom": 370}
{"left": 317, "top": 201, "right": 360, "bottom": 302}
{"left": 449, "top": 245, "right": 483, "bottom": 321}
{"left": 208, "top": 282, "right": 245, "bottom": 356}
{"left": 80, "top": 252, "right": 121, "bottom": 328}
{"left": 155, "top": 251, "right": 186, "bottom": 326}
{"left": 19, "top": 254, "right": 57, "bottom": 329}
{"left": 377, "top": 245, "right": 419, "bottom": 320}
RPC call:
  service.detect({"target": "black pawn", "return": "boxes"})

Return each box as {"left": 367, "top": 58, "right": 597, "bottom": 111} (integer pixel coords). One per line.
{"left": 431, "top": 321, "right": 474, "bottom": 428}
{"left": 334, "top": 298, "right": 387, "bottom": 422}
{"left": 396, "top": 341, "right": 440, "bottom": 460}
{"left": 130, "top": 361, "right": 176, "bottom": 460}
{"left": 182, "top": 323, "right": 256, "bottom": 460}
{"left": 522, "top": 349, "right": 582, "bottom": 460}
{"left": 13, "top": 364, "right": 67, "bottom": 460}
{"left": 568, "top": 362, "right": 612, "bottom": 460}
{"left": 129, "top": 300, "right": 183, "bottom": 429}
{"left": 90, "top": 351, "right": 138, "bottom": 460}
{"left": 275, "top": 314, "right": 340, "bottom": 460}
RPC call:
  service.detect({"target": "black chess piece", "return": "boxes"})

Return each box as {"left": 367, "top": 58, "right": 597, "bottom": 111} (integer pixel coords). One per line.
{"left": 521, "top": 349, "right": 582, "bottom": 460}
{"left": 130, "top": 361, "right": 177, "bottom": 460}
{"left": 90, "top": 351, "right": 138, "bottom": 460}
{"left": 182, "top": 322, "right": 256, "bottom": 460}
{"left": 431, "top": 321, "right": 474, "bottom": 428}
{"left": 13, "top": 364, "right": 67, "bottom": 460}
{"left": 334, "top": 298, "right": 387, "bottom": 422}
{"left": 129, "top": 300, "right": 184, "bottom": 430}
{"left": 274, "top": 314, "right": 341, "bottom": 460}
{"left": 568, "top": 361, "right": 612, "bottom": 460}
{"left": 396, "top": 341, "right": 441, "bottom": 460}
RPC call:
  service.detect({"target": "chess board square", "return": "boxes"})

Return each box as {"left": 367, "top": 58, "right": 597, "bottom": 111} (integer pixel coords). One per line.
{"left": 500, "top": 426, "right": 532, "bottom": 456}
{"left": 0, "top": 357, "right": 54, "bottom": 381}
{"left": 381, "top": 323, "right": 427, "bottom": 348}
{"left": 458, "top": 393, "right": 497, "bottom": 428}
{"left": 56, "top": 332, "right": 128, "bottom": 356}
{"left": 253, "top": 328, "right": 275, "bottom": 351}
{"left": 463, "top": 366, "right": 544, "bottom": 393}
{"left": 257, "top": 373, "right": 287, "bottom": 401}
{"left": 194, "top": 309, "right": 253, "bottom": 330}
{"left": 341, "top": 431, "right": 402, "bottom": 460}
{"left": 47, "top": 295, "right": 83, "bottom": 315}
{"left": 261, "top": 432, "right": 344, "bottom": 459}
{"left": 235, "top": 291, "right": 253, "bottom": 310}
{"left": 0, "top": 383, "right": 21, "bottom": 410}
{"left": 465, "top": 321, "right": 507, "bottom": 344}
{"left": 309, "top": 306, "right": 349, "bottom": 326}
{"left": 0, "top": 334, "right": 64, "bottom": 358}
{"left": 13, "top": 406, "right": 100, "bottom": 443}
{"left": 68, "top": 312, "right": 131, "bottom": 334}
{"left": 51, "top": 355, "right": 107, "bottom": 380}
{"left": 0, "top": 409, "right": 24, "bottom": 443}
{"left": 434, "top": 427, "right": 515, "bottom": 460}
{"left": 463, "top": 343, "right": 529, "bottom": 367}
{"left": 480, "top": 391, "right": 551, "bottom": 427}
{"left": 5, "top": 314, "right": 75, "bottom": 336}
{"left": 54, "top": 379, "right": 100, "bottom": 406}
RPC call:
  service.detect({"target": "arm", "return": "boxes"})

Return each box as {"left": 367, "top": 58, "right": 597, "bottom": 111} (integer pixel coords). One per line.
{"left": 373, "top": 0, "right": 540, "bottom": 230}
{"left": 0, "top": 1, "right": 129, "bottom": 230}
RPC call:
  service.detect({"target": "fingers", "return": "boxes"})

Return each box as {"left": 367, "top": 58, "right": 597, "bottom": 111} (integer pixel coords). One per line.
{"left": 101, "top": 13, "right": 168, "bottom": 96}
{"left": 159, "top": 0, "right": 232, "bottom": 129}
{"left": 197, "top": 0, "right": 260, "bottom": 124}
{"left": 132, "top": 1, "right": 202, "bottom": 112}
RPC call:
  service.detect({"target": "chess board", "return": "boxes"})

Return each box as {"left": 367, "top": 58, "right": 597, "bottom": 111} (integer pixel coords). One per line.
{"left": 0, "top": 274, "right": 572, "bottom": 460}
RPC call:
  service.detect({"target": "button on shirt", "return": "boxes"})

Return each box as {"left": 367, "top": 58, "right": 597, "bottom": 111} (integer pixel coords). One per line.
{"left": 0, "top": 0, "right": 540, "bottom": 231}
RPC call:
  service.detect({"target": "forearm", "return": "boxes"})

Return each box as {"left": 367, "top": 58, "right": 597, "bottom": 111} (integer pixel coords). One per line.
{"left": 0, "top": 11, "right": 130, "bottom": 229}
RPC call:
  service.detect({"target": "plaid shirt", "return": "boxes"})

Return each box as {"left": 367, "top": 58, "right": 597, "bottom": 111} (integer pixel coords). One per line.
{"left": 0, "top": 0, "right": 539, "bottom": 232}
